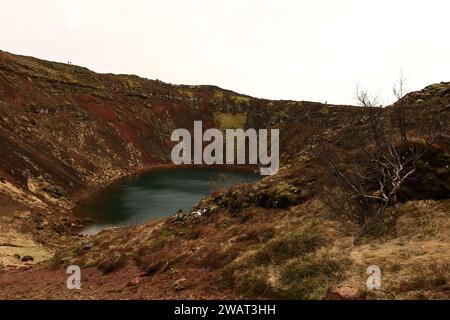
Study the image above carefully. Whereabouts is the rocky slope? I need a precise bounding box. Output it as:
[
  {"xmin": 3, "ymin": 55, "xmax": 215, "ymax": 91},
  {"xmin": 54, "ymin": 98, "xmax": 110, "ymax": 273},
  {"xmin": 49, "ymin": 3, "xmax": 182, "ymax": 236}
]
[
  {"xmin": 0, "ymin": 49, "xmax": 361, "ymax": 252},
  {"xmin": 0, "ymin": 50, "xmax": 449, "ymax": 299}
]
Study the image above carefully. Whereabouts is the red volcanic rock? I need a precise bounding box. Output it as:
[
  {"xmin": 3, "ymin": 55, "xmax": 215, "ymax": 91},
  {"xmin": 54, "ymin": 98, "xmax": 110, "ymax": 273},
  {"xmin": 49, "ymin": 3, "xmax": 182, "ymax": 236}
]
[{"xmin": 325, "ymin": 281, "xmax": 366, "ymax": 300}]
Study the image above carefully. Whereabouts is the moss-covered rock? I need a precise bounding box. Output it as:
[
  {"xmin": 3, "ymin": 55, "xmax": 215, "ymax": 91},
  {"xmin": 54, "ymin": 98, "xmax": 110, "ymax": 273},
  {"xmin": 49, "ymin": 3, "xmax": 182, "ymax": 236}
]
[{"xmin": 256, "ymin": 182, "xmax": 302, "ymax": 208}]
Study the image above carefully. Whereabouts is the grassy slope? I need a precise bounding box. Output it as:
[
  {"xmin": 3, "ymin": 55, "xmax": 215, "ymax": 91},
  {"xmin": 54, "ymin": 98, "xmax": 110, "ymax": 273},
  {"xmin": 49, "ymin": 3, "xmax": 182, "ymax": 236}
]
[{"xmin": 0, "ymin": 50, "xmax": 449, "ymax": 299}]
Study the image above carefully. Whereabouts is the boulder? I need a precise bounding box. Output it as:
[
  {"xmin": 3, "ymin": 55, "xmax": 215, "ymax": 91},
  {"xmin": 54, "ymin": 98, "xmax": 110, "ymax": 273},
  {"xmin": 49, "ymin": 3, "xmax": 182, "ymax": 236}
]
[
  {"xmin": 174, "ymin": 278, "xmax": 187, "ymax": 291},
  {"xmin": 127, "ymin": 277, "xmax": 140, "ymax": 287},
  {"xmin": 325, "ymin": 281, "xmax": 366, "ymax": 300}
]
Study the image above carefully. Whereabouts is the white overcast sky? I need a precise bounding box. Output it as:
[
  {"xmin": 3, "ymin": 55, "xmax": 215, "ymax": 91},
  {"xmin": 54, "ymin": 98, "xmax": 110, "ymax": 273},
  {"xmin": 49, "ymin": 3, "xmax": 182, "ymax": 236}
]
[{"xmin": 1, "ymin": 0, "xmax": 449, "ymax": 105}]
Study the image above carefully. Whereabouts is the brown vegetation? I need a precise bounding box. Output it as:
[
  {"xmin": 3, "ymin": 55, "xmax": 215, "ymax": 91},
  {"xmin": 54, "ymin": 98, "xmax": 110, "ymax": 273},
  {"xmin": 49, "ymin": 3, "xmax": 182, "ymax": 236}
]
[{"xmin": 0, "ymin": 51, "xmax": 448, "ymax": 300}]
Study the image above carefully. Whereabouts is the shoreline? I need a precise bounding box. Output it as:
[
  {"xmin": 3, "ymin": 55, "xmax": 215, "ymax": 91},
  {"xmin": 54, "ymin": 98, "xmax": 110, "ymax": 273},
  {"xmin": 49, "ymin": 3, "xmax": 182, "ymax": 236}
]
[
  {"xmin": 71, "ymin": 163, "xmax": 262, "ymax": 235},
  {"xmin": 72, "ymin": 162, "xmax": 260, "ymax": 204}
]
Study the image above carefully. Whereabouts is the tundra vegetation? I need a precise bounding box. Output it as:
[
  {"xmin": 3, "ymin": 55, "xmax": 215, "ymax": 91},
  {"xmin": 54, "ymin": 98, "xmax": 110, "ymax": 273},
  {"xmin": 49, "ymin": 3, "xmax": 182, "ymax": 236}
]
[
  {"xmin": 0, "ymin": 51, "xmax": 448, "ymax": 299},
  {"xmin": 319, "ymin": 77, "xmax": 445, "ymax": 237}
]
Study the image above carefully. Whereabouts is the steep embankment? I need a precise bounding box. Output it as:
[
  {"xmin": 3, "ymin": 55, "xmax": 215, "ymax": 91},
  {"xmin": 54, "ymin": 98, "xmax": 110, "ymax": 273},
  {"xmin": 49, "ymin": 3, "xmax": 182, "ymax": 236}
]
[
  {"xmin": 0, "ymin": 50, "xmax": 449, "ymax": 299},
  {"xmin": 0, "ymin": 49, "xmax": 360, "ymax": 254}
]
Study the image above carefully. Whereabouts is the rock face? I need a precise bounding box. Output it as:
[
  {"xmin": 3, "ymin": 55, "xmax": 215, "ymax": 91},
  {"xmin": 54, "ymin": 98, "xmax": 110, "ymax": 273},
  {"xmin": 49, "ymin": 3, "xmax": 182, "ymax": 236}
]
[
  {"xmin": 0, "ymin": 50, "xmax": 365, "ymax": 240},
  {"xmin": 2, "ymin": 50, "xmax": 447, "ymax": 230},
  {"xmin": 0, "ymin": 51, "xmax": 449, "ymax": 300}
]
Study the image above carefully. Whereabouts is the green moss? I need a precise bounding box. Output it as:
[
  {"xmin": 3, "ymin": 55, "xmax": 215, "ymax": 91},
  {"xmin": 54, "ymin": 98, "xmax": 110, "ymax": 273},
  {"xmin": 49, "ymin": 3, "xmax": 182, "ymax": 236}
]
[
  {"xmin": 251, "ymin": 226, "xmax": 327, "ymax": 265},
  {"xmin": 279, "ymin": 252, "xmax": 350, "ymax": 299},
  {"xmin": 271, "ymin": 182, "xmax": 300, "ymax": 204},
  {"xmin": 256, "ymin": 182, "xmax": 302, "ymax": 208},
  {"xmin": 213, "ymin": 112, "xmax": 247, "ymax": 130},
  {"xmin": 319, "ymin": 108, "xmax": 331, "ymax": 115},
  {"xmin": 177, "ymin": 89, "xmax": 194, "ymax": 99},
  {"xmin": 125, "ymin": 78, "xmax": 141, "ymax": 90},
  {"xmin": 231, "ymin": 95, "xmax": 251, "ymax": 106},
  {"xmin": 213, "ymin": 90, "xmax": 224, "ymax": 100}
]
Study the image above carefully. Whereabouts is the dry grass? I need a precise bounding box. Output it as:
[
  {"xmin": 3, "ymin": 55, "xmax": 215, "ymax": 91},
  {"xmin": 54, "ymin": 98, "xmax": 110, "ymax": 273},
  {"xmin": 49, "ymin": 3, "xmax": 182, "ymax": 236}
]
[
  {"xmin": 42, "ymin": 197, "xmax": 450, "ymax": 299},
  {"xmin": 348, "ymin": 200, "xmax": 450, "ymax": 299}
]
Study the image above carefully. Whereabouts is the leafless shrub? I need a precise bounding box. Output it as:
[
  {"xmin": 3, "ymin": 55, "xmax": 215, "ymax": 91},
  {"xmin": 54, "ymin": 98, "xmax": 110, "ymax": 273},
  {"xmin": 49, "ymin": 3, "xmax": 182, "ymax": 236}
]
[
  {"xmin": 321, "ymin": 77, "xmax": 439, "ymax": 236},
  {"xmin": 392, "ymin": 68, "xmax": 409, "ymax": 143}
]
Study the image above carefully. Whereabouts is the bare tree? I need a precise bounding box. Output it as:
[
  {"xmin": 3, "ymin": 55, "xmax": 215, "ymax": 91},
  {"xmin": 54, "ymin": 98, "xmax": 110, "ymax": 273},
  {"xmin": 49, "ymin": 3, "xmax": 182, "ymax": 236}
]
[
  {"xmin": 323, "ymin": 81, "xmax": 434, "ymax": 236},
  {"xmin": 392, "ymin": 68, "xmax": 409, "ymax": 143},
  {"xmin": 392, "ymin": 68, "xmax": 408, "ymax": 100}
]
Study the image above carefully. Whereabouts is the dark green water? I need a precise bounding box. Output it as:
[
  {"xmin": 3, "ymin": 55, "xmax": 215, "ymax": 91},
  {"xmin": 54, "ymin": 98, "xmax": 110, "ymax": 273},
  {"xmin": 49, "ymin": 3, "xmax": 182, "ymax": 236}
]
[{"xmin": 76, "ymin": 168, "xmax": 260, "ymax": 235}]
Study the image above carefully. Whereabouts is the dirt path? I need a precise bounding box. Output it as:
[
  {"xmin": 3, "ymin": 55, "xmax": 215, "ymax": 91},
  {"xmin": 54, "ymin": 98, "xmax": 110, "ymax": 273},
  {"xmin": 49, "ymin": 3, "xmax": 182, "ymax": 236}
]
[{"xmin": 0, "ymin": 263, "xmax": 234, "ymax": 300}]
